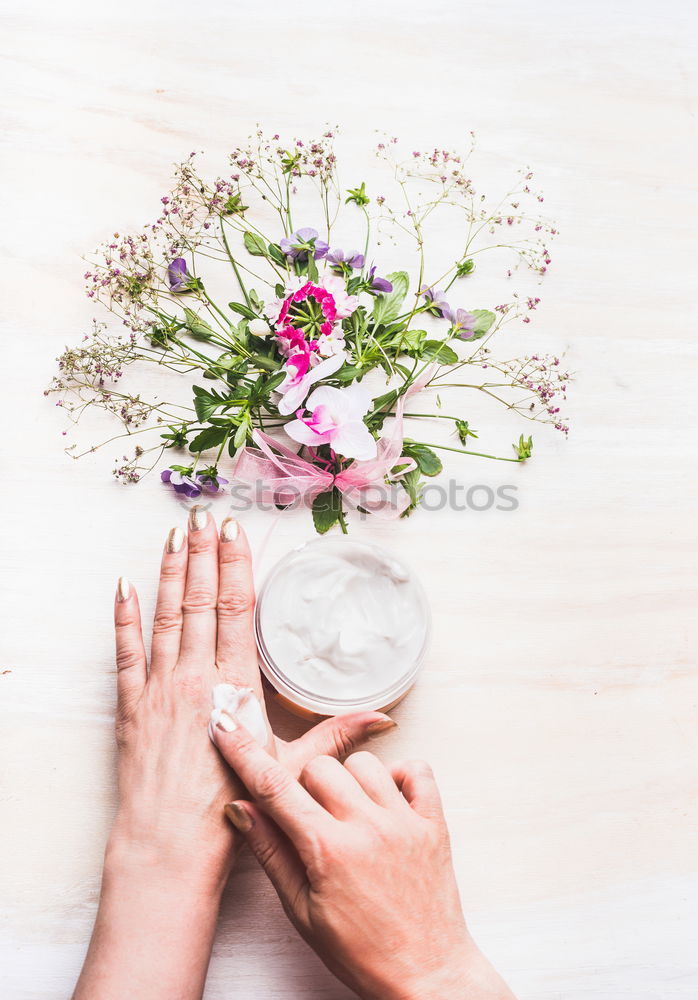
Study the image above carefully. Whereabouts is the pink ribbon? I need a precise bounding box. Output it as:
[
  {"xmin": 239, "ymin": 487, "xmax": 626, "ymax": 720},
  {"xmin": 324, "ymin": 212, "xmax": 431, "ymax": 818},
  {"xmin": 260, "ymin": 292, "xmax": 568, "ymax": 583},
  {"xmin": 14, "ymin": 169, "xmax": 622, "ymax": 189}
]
[{"xmin": 232, "ymin": 367, "xmax": 435, "ymax": 519}]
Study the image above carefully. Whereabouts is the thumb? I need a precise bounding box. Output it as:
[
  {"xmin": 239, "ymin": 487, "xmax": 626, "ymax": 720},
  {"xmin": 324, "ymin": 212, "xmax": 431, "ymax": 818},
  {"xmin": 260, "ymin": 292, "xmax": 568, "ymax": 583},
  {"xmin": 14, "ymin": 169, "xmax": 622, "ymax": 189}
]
[
  {"xmin": 225, "ymin": 800, "xmax": 309, "ymax": 921},
  {"xmin": 280, "ymin": 711, "xmax": 397, "ymax": 777}
]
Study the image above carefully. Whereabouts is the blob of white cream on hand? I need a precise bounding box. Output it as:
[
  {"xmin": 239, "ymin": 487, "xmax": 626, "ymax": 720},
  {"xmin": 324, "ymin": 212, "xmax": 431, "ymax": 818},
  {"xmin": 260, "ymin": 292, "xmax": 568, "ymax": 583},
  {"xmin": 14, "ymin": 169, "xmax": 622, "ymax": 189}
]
[
  {"xmin": 255, "ymin": 539, "xmax": 430, "ymax": 714},
  {"xmin": 208, "ymin": 684, "xmax": 267, "ymax": 746}
]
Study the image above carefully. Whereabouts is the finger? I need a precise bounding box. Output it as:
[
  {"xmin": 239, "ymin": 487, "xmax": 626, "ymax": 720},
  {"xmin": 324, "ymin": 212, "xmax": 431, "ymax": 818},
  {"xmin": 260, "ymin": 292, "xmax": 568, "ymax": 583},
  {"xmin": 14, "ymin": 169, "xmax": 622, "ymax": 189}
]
[
  {"xmin": 224, "ymin": 800, "xmax": 309, "ymax": 922},
  {"xmin": 344, "ymin": 751, "xmax": 404, "ymax": 808},
  {"xmin": 299, "ymin": 755, "xmax": 368, "ymax": 819},
  {"xmin": 390, "ymin": 759, "xmax": 444, "ymax": 821},
  {"xmin": 280, "ymin": 712, "xmax": 397, "ymax": 777},
  {"xmin": 216, "ymin": 518, "xmax": 260, "ymax": 693},
  {"xmin": 211, "ymin": 714, "xmax": 330, "ymax": 854},
  {"xmin": 114, "ymin": 576, "xmax": 147, "ymax": 713},
  {"xmin": 179, "ymin": 506, "xmax": 219, "ymax": 667},
  {"xmin": 150, "ymin": 525, "xmax": 187, "ymax": 674}
]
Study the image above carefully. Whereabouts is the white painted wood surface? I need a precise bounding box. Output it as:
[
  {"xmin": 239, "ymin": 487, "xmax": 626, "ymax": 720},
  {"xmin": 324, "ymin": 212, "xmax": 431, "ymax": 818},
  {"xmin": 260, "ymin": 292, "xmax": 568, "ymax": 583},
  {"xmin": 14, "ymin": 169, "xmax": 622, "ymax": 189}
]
[{"xmin": 2, "ymin": 1, "xmax": 697, "ymax": 996}]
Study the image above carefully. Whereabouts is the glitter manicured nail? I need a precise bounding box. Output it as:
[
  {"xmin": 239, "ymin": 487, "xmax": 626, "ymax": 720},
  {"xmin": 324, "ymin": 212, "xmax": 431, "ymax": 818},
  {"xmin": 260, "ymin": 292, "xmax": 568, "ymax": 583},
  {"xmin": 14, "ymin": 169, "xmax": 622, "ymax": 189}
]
[
  {"xmin": 166, "ymin": 526, "xmax": 185, "ymax": 553},
  {"xmin": 366, "ymin": 717, "xmax": 397, "ymax": 735},
  {"xmin": 189, "ymin": 505, "xmax": 208, "ymax": 532},
  {"xmin": 225, "ymin": 802, "xmax": 254, "ymax": 833},
  {"xmin": 220, "ymin": 517, "xmax": 239, "ymax": 542},
  {"xmin": 117, "ymin": 576, "xmax": 130, "ymax": 602}
]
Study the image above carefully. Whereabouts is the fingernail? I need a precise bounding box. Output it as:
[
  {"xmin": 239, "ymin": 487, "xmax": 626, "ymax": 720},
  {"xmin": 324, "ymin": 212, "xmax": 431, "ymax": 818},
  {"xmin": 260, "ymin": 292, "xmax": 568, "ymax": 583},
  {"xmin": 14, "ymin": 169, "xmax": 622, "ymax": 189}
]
[
  {"xmin": 189, "ymin": 505, "xmax": 208, "ymax": 532},
  {"xmin": 366, "ymin": 717, "xmax": 397, "ymax": 735},
  {"xmin": 220, "ymin": 517, "xmax": 239, "ymax": 542},
  {"xmin": 166, "ymin": 526, "xmax": 185, "ymax": 553},
  {"xmin": 225, "ymin": 802, "xmax": 254, "ymax": 833},
  {"xmin": 215, "ymin": 709, "xmax": 237, "ymax": 733},
  {"xmin": 116, "ymin": 576, "xmax": 130, "ymax": 603}
]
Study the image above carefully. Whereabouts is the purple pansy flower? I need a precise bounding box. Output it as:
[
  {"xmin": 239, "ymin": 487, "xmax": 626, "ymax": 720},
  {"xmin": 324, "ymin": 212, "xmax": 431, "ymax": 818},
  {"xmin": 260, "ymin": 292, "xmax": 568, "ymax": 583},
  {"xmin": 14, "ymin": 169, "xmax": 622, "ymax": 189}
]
[
  {"xmin": 327, "ymin": 248, "xmax": 365, "ymax": 272},
  {"xmin": 450, "ymin": 308, "xmax": 476, "ymax": 340},
  {"xmin": 161, "ymin": 468, "xmax": 229, "ymax": 499},
  {"xmin": 420, "ymin": 286, "xmax": 452, "ymax": 319},
  {"xmin": 367, "ymin": 265, "xmax": 393, "ymax": 294},
  {"xmin": 167, "ymin": 257, "xmax": 192, "ymax": 293},
  {"xmin": 279, "ymin": 227, "xmax": 329, "ymax": 261}
]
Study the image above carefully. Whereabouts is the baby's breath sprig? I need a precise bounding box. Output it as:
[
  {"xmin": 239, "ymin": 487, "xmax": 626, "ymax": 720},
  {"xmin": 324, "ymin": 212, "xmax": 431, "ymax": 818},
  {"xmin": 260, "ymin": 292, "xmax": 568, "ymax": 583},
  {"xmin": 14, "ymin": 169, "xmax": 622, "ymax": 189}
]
[{"xmin": 47, "ymin": 128, "xmax": 569, "ymax": 529}]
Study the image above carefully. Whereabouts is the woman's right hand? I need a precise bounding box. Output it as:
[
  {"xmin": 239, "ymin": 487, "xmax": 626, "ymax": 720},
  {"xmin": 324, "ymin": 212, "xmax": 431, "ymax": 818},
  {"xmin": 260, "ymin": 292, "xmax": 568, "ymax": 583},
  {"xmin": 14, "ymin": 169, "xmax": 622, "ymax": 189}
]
[{"xmin": 211, "ymin": 716, "xmax": 516, "ymax": 1000}]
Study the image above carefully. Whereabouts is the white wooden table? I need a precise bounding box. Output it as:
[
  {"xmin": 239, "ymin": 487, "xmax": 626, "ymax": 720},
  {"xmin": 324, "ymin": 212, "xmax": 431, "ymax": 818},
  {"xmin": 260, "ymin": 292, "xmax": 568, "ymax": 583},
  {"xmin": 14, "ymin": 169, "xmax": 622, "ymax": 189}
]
[{"xmin": 2, "ymin": 1, "xmax": 697, "ymax": 996}]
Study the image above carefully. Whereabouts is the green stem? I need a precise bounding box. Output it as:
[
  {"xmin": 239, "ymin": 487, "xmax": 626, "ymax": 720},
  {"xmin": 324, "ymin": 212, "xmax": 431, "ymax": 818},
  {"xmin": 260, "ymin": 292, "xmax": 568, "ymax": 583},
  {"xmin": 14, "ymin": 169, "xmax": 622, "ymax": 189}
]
[
  {"xmin": 419, "ymin": 441, "xmax": 522, "ymax": 463},
  {"xmin": 220, "ymin": 220, "xmax": 252, "ymax": 308}
]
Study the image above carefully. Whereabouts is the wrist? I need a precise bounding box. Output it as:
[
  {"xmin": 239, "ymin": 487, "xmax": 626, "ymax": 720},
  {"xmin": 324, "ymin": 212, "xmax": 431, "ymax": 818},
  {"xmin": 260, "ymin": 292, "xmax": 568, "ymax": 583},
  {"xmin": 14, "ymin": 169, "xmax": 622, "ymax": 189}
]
[
  {"xmin": 104, "ymin": 816, "xmax": 239, "ymax": 904},
  {"xmin": 376, "ymin": 937, "xmax": 515, "ymax": 1000}
]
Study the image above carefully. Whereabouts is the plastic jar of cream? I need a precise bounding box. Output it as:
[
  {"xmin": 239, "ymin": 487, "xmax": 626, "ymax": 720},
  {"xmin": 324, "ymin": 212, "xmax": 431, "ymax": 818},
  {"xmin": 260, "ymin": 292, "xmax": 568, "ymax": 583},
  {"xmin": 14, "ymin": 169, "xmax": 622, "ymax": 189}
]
[{"xmin": 255, "ymin": 537, "xmax": 430, "ymax": 719}]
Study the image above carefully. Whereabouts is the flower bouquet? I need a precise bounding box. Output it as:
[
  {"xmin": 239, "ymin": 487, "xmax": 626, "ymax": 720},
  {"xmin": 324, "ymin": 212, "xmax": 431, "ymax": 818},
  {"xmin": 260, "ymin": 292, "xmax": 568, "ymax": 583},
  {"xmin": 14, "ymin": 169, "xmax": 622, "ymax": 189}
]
[{"xmin": 48, "ymin": 129, "xmax": 568, "ymax": 532}]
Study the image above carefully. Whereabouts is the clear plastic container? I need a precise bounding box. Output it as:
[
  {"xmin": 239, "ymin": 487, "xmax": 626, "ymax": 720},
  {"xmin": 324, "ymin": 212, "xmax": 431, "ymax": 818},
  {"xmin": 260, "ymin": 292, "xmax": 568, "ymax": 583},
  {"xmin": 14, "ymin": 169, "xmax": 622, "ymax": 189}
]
[{"xmin": 255, "ymin": 537, "xmax": 431, "ymax": 720}]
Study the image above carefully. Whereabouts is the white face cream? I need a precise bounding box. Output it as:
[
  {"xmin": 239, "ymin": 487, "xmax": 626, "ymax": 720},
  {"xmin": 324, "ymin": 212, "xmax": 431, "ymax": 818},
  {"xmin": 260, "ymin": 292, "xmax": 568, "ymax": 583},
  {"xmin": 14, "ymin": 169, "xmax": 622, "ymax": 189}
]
[
  {"xmin": 208, "ymin": 683, "xmax": 268, "ymax": 746},
  {"xmin": 255, "ymin": 538, "xmax": 430, "ymax": 716}
]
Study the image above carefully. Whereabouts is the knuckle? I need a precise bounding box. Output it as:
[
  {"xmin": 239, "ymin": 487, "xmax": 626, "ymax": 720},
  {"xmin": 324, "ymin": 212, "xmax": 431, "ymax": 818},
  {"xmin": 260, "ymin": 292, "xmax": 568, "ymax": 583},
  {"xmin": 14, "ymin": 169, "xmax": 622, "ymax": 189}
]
[
  {"xmin": 255, "ymin": 764, "xmax": 290, "ymax": 803},
  {"xmin": 254, "ymin": 837, "xmax": 279, "ymax": 870},
  {"xmin": 300, "ymin": 754, "xmax": 333, "ymax": 784},
  {"xmin": 159, "ymin": 561, "xmax": 183, "ymax": 582},
  {"xmin": 329, "ymin": 724, "xmax": 360, "ymax": 759},
  {"xmin": 115, "ymin": 647, "xmax": 143, "ymax": 672},
  {"xmin": 345, "ymin": 749, "xmax": 378, "ymax": 768},
  {"xmin": 217, "ymin": 588, "xmax": 255, "ymax": 619},
  {"xmin": 152, "ymin": 605, "xmax": 182, "ymax": 634},
  {"xmin": 182, "ymin": 584, "xmax": 217, "ymax": 614},
  {"xmin": 405, "ymin": 758, "xmax": 434, "ymax": 780}
]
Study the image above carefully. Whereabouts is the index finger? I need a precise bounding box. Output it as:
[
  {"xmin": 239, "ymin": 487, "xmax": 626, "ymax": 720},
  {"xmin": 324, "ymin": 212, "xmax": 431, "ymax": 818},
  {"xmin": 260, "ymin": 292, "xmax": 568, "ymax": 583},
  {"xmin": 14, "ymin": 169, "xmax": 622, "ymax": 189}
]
[{"xmin": 211, "ymin": 714, "xmax": 331, "ymax": 853}]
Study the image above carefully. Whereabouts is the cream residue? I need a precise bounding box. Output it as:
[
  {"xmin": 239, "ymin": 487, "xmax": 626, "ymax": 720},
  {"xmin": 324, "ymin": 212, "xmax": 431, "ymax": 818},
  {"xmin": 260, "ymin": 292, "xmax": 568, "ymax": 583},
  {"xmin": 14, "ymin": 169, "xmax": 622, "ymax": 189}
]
[
  {"xmin": 208, "ymin": 684, "xmax": 267, "ymax": 746},
  {"xmin": 257, "ymin": 539, "xmax": 428, "ymax": 702}
]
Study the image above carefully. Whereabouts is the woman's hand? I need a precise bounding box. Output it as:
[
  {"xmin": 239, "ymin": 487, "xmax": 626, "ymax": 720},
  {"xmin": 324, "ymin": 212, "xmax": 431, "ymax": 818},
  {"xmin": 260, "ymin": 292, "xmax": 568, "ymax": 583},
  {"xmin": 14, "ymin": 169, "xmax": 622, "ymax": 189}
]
[
  {"xmin": 74, "ymin": 510, "xmax": 394, "ymax": 1000},
  {"xmin": 214, "ymin": 719, "xmax": 516, "ymax": 1000},
  {"xmin": 109, "ymin": 508, "xmax": 391, "ymax": 894}
]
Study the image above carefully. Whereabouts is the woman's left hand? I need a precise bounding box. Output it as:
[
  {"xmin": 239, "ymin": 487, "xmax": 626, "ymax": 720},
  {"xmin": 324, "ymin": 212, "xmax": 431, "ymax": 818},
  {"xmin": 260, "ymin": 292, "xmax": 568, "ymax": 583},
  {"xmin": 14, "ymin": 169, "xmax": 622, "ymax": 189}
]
[
  {"xmin": 110, "ymin": 507, "xmax": 394, "ymax": 896},
  {"xmin": 74, "ymin": 508, "xmax": 394, "ymax": 1000}
]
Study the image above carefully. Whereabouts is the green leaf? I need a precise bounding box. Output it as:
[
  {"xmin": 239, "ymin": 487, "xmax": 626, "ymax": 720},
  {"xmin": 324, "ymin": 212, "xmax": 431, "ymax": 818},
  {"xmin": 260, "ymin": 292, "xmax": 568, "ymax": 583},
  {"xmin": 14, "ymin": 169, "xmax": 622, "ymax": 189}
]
[
  {"xmin": 421, "ymin": 340, "xmax": 458, "ymax": 364},
  {"xmin": 471, "ymin": 309, "xmax": 496, "ymax": 339},
  {"xmin": 312, "ymin": 488, "xmax": 343, "ymax": 534},
  {"xmin": 371, "ymin": 271, "xmax": 409, "ymax": 326},
  {"xmin": 233, "ymin": 419, "xmax": 250, "ymax": 449},
  {"xmin": 243, "ymin": 231, "xmax": 268, "ymax": 256},
  {"xmin": 455, "ymin": 418, "xmax": 478, "ymax": 443},
  {"xmin": 392, "ymin": 328, "xmax": 426, "ymax": 352},
  {"xmin": 267, "ymin": 243, "xmax": 286, "ymax": 266},
  {"xmin": 513, "ymin": 434, "xmax": 533, "ymax": 460},
  {"xmin": 182, "ymin": 308, "xmax": 215, "ymax": 341},
  {"xmin": 334, "ymin": 364, "xmax": 365, "ymax": 384},
  {"xmin": 192, "ymin": 385, "xmax": 227, "ymax": 422},
  {"xmin": 188, "ymin": 425, "xmax": 229, "ymax": 454},
  {"xmin": 399, "ymin": 468, "xmax": 422, "ymax": 514},
  {"xmin": 228, "ymin": 301, "xmax": 257, "ymax": 320},
  {"xmin": 402, "ymin": 441, "xmax": 443, "ymax": 477},
  {"xmin": 306, "ymin": 254, "xmax": 319, "ymax": 283}
]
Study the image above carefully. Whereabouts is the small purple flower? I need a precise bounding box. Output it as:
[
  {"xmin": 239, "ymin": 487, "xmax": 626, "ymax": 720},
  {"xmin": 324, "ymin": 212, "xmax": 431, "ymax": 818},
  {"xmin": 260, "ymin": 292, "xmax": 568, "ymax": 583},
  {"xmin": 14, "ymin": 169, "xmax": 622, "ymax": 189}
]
[
  {"xmin": 327, "ymin": 248, "xmax": 365, "ymax": 272},
  {"xmin": 161, "ymin": 468, "xmax": 229, "ymax": 499},
  {"xmin": 167, "ymin": 257, "xmax": 192, "ymax": 293},
  {"xmin": 420, "ymin": 286, "xmax": 452, "ymax": 319},
  {"xmin": 367, "ymin": 265, "xmax": 393, "ymax": 294},
  {"xmin": 279, "ymin": 227, "xmax": 329, "ymax": 261},
  {"xmin": 450, "ymin": 308, "xmax": 476, "ymax": 339}
]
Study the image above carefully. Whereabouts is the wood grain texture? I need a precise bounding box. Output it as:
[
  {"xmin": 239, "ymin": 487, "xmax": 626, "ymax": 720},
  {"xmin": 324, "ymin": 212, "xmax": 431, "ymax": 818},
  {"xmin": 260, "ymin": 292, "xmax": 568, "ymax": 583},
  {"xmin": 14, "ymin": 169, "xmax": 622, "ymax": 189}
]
[{"xmin": 1, "ymin": 1, "xmax": 697, "ymax": 996}]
